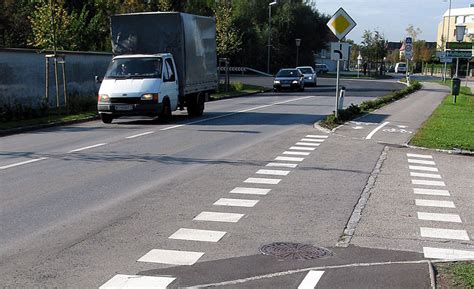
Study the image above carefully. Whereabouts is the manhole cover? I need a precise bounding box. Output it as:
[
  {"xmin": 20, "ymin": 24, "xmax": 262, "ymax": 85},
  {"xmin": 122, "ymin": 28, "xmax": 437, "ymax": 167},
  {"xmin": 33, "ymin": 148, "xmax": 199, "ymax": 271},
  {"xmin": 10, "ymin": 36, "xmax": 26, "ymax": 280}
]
[{"xmin": 259, "ymin": 242, "xmax": 333, "ymax": 260}]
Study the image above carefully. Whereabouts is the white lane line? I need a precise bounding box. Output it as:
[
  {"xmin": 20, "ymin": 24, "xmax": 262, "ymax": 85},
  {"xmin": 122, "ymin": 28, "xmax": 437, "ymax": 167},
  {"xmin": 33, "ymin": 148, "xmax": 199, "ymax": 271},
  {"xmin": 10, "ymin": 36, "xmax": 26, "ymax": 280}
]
[
  {"xmin": 289, "ymin": 146, "xmax": 316, "ymax": 151},
  {"xmin": 410, "ymin": 172, "xmax": 442, "ymax": 179},
  {"xmin": 99, "ymin": 274, "xmax": 176, "ymax": 289},
  {"xmin": 413, "ymin": 188, "xmax": 450, "ymax": 196},
  {"xmin": 283, "ymin": 151, "xmax": 310, "ymax": 156},
  {"xmin": 125, "ymin": 131, "xmax": 154, "ymax": 139},
  {"xmin": 406, "ymin": 153, "xmax": 433, "ymax": 159},
  {"xmin": 305, "ymin": 135, "xmax": 328, "ymax": 139},
  {"xmin": 169, "ymin": 228, "xmax": 226, "ymax": 242},
  {"xmin": 194, "ymin": 211, "xmax": 245, "ymax": 223},
  {"xmin": 214, "ymin": 198, "xmax": 259, "ymax": 207},
  {"xmin": 0, "ymin": 157, "xmax": 48, "ymax": 170},
  {"xmin": 301, "ymin": 138, "xmax": 325, "ymax": 142},
  {"xmin": 137, "ymin": 249, "xmax": 204, "ymax": 265},
  {"xmin": 409, "ymin": 165, "xmax": 439, "ymax": 172},
  {"xmin": 423, "ymin": 247, "xmax": 474, "ymax": 260},
  {"xmin": 256, "ymin": 169, "xmax": 291, "ymax": 176},
  {"xmin": 298, "ymin": 270, "xmax": 325, "ymax": 289},
  {"xmin": 408, "ymin": 159, "xmax": 436, "ymax": 165},
  {"xmin": 68, "ymin": 143, "xmax": 107, "ymax": 153},
  {"xmin": 365, "ymin": 121, "xmax": 390, "ymax": 140},
  {"xmin": 415, "ymin": 199, "xmax": 455, "ymax": 208},
  {"xmin": 412, "ymin": 179, "xmax": 446, "ymax": 186},
  {"xmin": 417, "ymin": 212, "xmax": 462, "ymax": 223},
  {"xmin": 230, "ymin": 187, "xmax": 271, "ymax": 195},
  {"xmin": 420, "ymin": 227, "xmax": 470, "ymax": 241},
  {"xmin": 266, "ymin": 162, "xmax": 298, "ymax": 168},
  {"xmin": 159, "ymin": 95, "xmax": 317, "ymax": 131},
  {"xmin": 275, "ymin": 156, "xmax": 305, "ymax": 162},
  {"xmin": 295, "ymin": 142, "xmax": 321, "ymax": 146},
  {"xmin": 244, "ymin": 178, "xmax": 281, "ymax": 185}
]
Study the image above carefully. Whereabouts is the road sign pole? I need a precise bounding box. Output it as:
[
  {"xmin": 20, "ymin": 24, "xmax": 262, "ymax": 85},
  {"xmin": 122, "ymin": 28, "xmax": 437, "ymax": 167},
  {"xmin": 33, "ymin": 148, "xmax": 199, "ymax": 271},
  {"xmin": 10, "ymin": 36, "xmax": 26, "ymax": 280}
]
[
  {"xmin": 335, "ymin": 57, "xmax": 340, "ymax": 118},
  {"xmin": 406, "ymin": 58, "xmax": 410, "ymax": 86},
  {"xmin": 455, "ymin": 57, "xmax": 459, "ymax": 77},
  {"xmin": 466, "ymin": 61, "xmax": 470, "ymax": 86}
]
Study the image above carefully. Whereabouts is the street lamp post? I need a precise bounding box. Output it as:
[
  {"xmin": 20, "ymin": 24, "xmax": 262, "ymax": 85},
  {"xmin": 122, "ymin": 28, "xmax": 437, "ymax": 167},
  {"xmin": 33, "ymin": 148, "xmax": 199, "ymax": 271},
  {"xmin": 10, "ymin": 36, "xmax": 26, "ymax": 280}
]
[
  {"xmin": 267, "ymin": 1, "xmax": 277, "ymax": 74},
  {"xmin": 357, "ymin": 52, "xmax": 362, "ymax": 78},
  {"xmin": 454, "ymin": 24, "xmax": 466, "ymax": 77},
  {"xmin": 295, "ymin": 38, "xmax": 301, "ymax": 66},
  {"xmin": 443, "ymin": 0, "xmax": 452, "ymax": 82}
]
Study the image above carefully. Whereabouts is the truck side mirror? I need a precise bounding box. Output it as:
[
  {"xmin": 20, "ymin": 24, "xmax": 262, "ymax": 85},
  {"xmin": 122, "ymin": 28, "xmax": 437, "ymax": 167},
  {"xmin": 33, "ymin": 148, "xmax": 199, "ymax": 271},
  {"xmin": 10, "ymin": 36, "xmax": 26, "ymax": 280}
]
[{"xmin": 95, "ymin": 75, "xmax": 103, "ymax": 84}]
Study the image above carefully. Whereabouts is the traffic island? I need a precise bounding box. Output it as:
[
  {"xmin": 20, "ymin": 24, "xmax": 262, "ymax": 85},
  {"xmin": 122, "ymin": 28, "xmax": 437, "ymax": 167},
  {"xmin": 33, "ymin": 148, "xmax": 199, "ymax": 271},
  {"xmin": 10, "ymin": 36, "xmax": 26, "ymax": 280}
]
[{"xmin": 435, "ymin": 261, "xmax": 474, "ymax": 289}]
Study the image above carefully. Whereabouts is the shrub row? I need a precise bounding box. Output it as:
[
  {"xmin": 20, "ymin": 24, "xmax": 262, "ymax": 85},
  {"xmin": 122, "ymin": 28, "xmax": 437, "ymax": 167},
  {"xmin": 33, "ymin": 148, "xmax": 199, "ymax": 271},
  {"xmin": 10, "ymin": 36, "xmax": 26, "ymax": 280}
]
[{"xmin": 321, "ymin": 81, "xmax": 422, "ymax": 129}]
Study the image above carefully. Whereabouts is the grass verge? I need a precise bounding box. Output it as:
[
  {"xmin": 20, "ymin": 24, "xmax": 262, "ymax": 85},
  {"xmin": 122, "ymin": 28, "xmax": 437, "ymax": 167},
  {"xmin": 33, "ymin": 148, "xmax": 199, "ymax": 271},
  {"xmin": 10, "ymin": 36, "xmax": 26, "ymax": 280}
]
[
  {"xmin": 210, "ymin": 82, "xmax": 267, "ymax": 100},
  {"xmin": 410, "ymin": 85, "xmax": 474, "ymax": 151},
  {"xmin": 320, "ymin": 81, "xmax": 422, "ymax": 130},
  {"xmin": 436, "ymin": 262, "xmax": 474, "ymax": 289}
]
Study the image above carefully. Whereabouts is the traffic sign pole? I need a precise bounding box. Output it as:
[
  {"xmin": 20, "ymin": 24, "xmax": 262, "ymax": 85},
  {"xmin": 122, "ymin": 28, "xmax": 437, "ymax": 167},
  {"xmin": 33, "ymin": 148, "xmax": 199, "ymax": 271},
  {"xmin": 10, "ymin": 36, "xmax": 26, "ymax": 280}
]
[{"xmin": 335, "ymin": 41, "xmax": 341, "ymax": 118}]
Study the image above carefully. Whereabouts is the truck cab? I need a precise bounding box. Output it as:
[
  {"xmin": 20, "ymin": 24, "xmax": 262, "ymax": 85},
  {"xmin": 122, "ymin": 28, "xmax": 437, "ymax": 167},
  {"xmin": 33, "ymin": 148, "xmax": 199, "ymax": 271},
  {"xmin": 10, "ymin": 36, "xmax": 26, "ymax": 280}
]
[{"xmin": 97, "ymin": 54, "xmax": 178, "ymax": 123}]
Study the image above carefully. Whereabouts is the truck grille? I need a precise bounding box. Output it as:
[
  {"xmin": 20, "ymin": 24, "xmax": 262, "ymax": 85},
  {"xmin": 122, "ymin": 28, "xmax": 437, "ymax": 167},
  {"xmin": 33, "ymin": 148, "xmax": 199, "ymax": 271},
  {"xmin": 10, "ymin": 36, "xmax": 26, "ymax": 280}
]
[{"xmin": 110, "ymin": 97, "xmax": 141, "ymax": 104}]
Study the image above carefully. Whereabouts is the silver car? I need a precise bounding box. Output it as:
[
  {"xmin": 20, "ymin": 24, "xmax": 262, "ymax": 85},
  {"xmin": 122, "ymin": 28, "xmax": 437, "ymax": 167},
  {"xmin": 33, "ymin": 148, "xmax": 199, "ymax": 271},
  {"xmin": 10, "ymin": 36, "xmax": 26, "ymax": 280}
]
[{"xmin": 296, "ymin": 66, "xmax": 317, "ymax": 87}]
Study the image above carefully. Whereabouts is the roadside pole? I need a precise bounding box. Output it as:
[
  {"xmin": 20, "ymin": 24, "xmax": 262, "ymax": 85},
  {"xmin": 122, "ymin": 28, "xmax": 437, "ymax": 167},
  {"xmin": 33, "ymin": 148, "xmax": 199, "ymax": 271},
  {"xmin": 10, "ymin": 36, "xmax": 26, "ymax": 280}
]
[{"xmin": 335, "ymin": 43, "xmax": 340, "ymax": 118}]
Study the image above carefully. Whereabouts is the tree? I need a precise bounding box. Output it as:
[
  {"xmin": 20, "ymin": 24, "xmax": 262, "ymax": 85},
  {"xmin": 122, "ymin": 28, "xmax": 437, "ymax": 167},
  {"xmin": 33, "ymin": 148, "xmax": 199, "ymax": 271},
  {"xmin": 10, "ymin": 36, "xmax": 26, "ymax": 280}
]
[
  {"xmin": 406, "ymin": 24, "xmax": 422, "ymax": 41},
  {"xmin": 213, "ymin": 0, "xmax": 242, "ymax": 58},
  {"xmin": 361, "ymin": 30, "xmax": 387, "ymax": 76}
]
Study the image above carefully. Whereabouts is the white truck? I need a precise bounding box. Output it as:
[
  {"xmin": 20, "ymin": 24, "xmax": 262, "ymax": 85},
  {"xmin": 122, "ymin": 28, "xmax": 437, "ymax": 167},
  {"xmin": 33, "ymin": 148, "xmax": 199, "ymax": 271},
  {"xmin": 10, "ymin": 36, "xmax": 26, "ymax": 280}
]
[{"xmin": 97, "ymin": 12, "xmax": 218, "ymax": 123}]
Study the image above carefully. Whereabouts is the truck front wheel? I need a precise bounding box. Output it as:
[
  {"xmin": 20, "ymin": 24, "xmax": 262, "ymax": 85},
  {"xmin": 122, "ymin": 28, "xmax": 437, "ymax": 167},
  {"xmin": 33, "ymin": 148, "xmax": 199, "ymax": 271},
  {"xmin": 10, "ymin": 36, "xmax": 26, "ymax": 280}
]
[
  {"xmin": 100, "ymin": 113, "xmax": 113, "ymax": 124},
  {"xmin": 187, "ymin": 93, "xmax": 205, "ymax": 117}
]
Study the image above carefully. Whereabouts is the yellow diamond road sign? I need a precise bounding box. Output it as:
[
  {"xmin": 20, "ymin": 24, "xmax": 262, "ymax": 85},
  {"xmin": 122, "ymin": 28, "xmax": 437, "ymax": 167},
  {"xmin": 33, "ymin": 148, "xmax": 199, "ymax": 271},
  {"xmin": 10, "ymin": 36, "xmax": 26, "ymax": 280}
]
[{"xmin": 327, "ymin": 8, "xmax": 357, "ymax": 40}]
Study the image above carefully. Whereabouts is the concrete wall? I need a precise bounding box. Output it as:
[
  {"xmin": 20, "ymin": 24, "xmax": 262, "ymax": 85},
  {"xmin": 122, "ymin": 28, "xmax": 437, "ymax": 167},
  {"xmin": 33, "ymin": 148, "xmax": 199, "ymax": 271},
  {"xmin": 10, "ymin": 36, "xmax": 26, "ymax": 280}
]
[{"xmin": 0, "ymin": 48, "xmax": 112, "ymax": 108}]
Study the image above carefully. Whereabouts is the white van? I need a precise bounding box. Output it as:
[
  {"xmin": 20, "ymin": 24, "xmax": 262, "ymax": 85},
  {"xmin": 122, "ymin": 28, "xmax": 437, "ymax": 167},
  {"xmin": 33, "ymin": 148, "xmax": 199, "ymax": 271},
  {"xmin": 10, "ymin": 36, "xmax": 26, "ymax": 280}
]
[{"xmin": 395, "ymin": 62, "xmax": 407, "ymax": 73}]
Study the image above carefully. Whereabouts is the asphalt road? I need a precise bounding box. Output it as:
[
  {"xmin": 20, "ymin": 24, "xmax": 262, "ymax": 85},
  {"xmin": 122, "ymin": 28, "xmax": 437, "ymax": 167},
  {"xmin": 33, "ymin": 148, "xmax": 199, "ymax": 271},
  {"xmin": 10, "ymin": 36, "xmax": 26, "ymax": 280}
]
[{"xmin": 0, "ymin": 78, "xmax": 429, "ymax": 288}]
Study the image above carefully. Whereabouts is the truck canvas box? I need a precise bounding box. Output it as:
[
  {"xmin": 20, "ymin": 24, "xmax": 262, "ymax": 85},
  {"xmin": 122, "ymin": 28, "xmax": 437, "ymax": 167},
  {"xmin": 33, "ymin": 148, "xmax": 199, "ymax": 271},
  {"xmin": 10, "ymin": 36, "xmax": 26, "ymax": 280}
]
[{"xmin": 97, "ymin": 12, "xmax": 218, "ymax": 123}]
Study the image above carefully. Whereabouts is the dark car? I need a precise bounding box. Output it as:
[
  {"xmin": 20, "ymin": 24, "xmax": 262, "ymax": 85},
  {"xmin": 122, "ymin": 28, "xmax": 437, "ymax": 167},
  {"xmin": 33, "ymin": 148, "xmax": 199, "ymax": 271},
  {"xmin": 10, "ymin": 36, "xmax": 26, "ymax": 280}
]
[{"xmin": 273, "ymin": 68, "xmax": 305, "ymax": 92}]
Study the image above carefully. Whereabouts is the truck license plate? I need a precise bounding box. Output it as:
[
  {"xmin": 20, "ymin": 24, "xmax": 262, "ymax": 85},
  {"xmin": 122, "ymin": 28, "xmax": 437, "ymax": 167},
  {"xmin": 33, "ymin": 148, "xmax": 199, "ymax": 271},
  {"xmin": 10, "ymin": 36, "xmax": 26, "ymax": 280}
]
[{"xmin": 115, "ymin": 105, "xmax": 133, "ymax": 111}]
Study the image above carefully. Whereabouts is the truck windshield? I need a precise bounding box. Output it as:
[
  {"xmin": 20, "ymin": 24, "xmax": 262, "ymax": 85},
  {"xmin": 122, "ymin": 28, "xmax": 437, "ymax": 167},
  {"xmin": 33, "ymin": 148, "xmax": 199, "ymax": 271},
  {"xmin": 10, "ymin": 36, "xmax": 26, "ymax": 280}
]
[{"xmin": 105, "ymin": 57, "xmax": 163, "ymax": 79}]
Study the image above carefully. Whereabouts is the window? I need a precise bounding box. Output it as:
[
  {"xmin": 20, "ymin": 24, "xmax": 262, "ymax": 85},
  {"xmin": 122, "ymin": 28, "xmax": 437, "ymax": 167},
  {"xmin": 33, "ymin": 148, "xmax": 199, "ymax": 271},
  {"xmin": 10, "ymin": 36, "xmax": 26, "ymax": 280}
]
[{"xmin": 164, "ymin": 58, "xmax": 175, "ymax": 82}]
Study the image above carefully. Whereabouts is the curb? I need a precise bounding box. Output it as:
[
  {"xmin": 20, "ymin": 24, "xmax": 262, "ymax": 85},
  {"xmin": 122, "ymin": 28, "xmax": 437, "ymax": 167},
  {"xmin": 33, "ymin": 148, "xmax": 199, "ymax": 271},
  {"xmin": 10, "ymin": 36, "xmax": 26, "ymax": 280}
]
[
  {"xmin": 405, "ymin": 144, "xmax": 474, "ymax": 156},
  {"xmin": 209, "ymin": 88, "xmax": 272, "ymax": 101}
]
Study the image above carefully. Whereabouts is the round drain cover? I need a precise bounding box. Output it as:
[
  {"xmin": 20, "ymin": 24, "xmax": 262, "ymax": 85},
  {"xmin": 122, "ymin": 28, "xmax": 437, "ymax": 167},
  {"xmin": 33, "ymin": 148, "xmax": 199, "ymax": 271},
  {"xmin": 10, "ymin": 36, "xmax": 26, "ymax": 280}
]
[{"xmin": 259, "ymin": 242, "xmax": 333, "ymax": 260}]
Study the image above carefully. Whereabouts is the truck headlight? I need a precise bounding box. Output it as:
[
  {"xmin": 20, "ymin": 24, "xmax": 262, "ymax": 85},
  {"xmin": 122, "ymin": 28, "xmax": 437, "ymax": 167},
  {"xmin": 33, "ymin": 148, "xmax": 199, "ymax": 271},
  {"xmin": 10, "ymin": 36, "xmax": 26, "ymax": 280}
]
[
  {"xmin": 274, "ymin": 80, "xmax": 280, "ymax": 84},
  {"xmin": 141, "ymin": 93, "xmax": 159, "ymax": 101},
  {"xmin": 98, "ymin": 94, "xmax": 110, "ymax": 102}
]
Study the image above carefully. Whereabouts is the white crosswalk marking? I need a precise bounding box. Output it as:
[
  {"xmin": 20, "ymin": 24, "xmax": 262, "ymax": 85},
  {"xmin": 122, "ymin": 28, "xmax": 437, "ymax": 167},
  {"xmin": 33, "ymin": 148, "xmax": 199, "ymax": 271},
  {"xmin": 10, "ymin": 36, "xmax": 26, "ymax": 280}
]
[
  {"xmin": 415, "ymin": 199, "xmax": 455, "ymax": 208},
  {"xmin": 423, "ymin": 247, "xmax": 474, "ymax": 260},
  {"xmin": 266, "ymin": 162, "xmax": 298, "ymax": 168},
  {"xmin": 214, "ymin": 198, "xmax": 259, "ymax": 207},
  {"xmin": 137, "ymin": 249, "xmax": 204, "ymax": 265},
  {"xmin": 256, "ymin": 169, "xmax": 291, "ymax": 176},
  {"xmin": 275, "ymin": 156, "xmax": 305, "ymax": 162},
  {"xmin": 169, "ymin": 228, "xmax": 226, "ymax": 242},
  {"xmin": 408, "ymin": 159, "xmax": 436, "ymax": 165},
  {"xmin": 244, "ymin": 177, "xmax": 281, "ymax": 184},
  {"xmin": 410, "ymin": 172, "xmax": 442, "ymax": 179},
  {"xmin": 413, "ymin": 188, "xmax": 450, "ymax": 196},
  {"xmin": 230, "ymin": 187, "xmax": 271, "ymax": 195},
  {"xmin": 417, "ymin": 212, "xmax": 462, "ymax": 223},
  {"xmin": 420, "ymin": 227, "xmax": 470, "ymax": 240},
  {"xmin": 305, "ymin": 135, "xmax": 328, "ymax": 138},
  {"xmin": 301, "ymin": 138, "xmax": 325, "ymax": 142},
  {"xmin": 194, "ymin": 211, "xmax": 244, "ymax": 223},
  {"xmin": 406, "ymin": 153, "xmax": 433, "ymax": 159},
  {"xmin": 283, "ymin": 151, "xmax": 310, "ymax": 156},
  {"xmin": 295, "ymin": 142, "xmax": 321, "ymax": 146},
  {"xmin": 290, "ymin": 146, "xmax": 316, "ymax": 151},
  {"xmin": 409, "ymin": 165, "xmax": 439, "ymax": 172},
  {"xmin": 298, "ymin": 270, "xmax": 325, "ymax": 289},
  {"xmin": 412, "ymin": 179, "xmax": 446, "ymax": 186},
  {"xmin": 100, "ymin": 274, "xmax": 176, "ymax": 289}
]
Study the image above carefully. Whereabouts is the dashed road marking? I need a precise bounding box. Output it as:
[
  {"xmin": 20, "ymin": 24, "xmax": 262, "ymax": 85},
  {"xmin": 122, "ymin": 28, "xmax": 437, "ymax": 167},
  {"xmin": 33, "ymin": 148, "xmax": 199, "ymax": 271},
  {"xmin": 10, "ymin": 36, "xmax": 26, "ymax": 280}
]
[
  {"xmin": 420, "ymin": 227, "xmax": 470, "ymax": 241},
  {"xmin": 266, "ymin": 162, "xmax": 298, "ymax": 168},
  {"xmin": 417, "ymin": 212, "xmax": 462, "ymax": 223},
  {"xmin": 125, "ymin": 131, "xmax": 154, "ymax": 139},
  {"xmin": 411, "ymin": 179, "xmax": 446, "ymax": 187},
  {"xmin": 230, "ymin": 187, "xmax": 271, "ymax": 195},
  {"xmin": 169, "ymin": 228, "xmax": 226, "ymax": 242},
  {"xmin": 300, "ymin": 138, "xmax": 325, "ymax": 142},
  {"xmin": 413, "ymin": 188, "xmax": 450, "ymax": 196},
  {"xmin": 298, "ymin": 270, "xmax": 325, "ymax": 289},
  {"xmin": 289, "ymin": 146, "xmax": 316, "ymax": 151},
  {"xmin": 423, "ymin": 247, "xmax": 474, "ymax": 260},
  {"xmin": 0, "ymin": 157, "xmax": 48, "ymax": 170},
  {"xmin": 244, "ymin": 177, "xmax": 281, "ymax": 185},
  {"xmin": 408, "ymin": 159, "xmax": 436, "ymax": 165},
  {"xmin": 214, "ymin": 198, "xmax": 259, "ymax": 207},
  {"xmin": 68, "ymin": 143, "xmax": 107, "ymax": 153},
  {"xmin": 305, "ymin": 135, "xmax": 328, "ymax": 139},
  {"xmin": 194, "ymin": 211, "xmax": 245, "ymax": 223},
  {"xmin": 256, "ymin": 169, "xmax": 291, "ymax": 176},
  {"xmin": 410, "ymin": 172, "xmax": 442, "ymax": 179},
  {"xmin": 137, "ymin": 249, "xmax": 204, "ymax": 265},
  {"xmin": 275, "ymin": 156, "xmax": 305, "ymax": 162},
  {"xmin": 407, "ymin": 153, "xmax": 433, "ymax": 159},
  {"xmin": 415, "ymin": 199, "xmax": 455, "ymax": 208},
  {"xmin": 100, "ymin": 274, "xmax": 176, "ymax": 289},
  {"xmin": 409, "ymin": 165, "xmax": 439, "ymax": 172},
  {"xmin": 283, "ymin": 151, "xmax": 310, "ymax": 156}
]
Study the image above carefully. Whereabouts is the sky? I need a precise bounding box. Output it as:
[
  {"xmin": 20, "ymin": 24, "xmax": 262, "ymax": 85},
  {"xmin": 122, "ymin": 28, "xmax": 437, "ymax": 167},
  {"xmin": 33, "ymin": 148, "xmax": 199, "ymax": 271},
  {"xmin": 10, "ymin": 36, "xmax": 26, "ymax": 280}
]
[{"xmin": 312, "ymin": 0, "xmax": 472, "ymax": 43}]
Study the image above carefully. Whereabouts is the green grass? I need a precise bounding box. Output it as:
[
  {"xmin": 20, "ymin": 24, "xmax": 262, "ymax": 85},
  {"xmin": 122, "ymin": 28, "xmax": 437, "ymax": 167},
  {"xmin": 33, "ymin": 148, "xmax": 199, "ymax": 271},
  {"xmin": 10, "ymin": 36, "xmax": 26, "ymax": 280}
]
[
  {"xmin": 436, "ymin": 262, "xmax": 474, "ymax": 288},
  {"xmin": 211, "ymin": 83, "xmax": 267, "ymax": 100},
  {"xmin": 410, "ymin": 85, "xmax": 474, "ymax": 151},
  {"xmin": 0, "ymin": 112, "xmax": 98, "ymax": 131}
]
